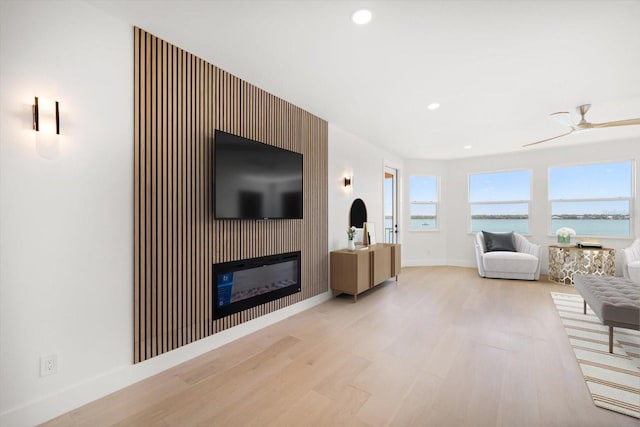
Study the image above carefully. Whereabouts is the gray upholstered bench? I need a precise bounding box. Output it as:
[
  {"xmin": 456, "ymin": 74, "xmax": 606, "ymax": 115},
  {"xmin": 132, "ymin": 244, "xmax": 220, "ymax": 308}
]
[{"xmin": 573, "ymin": 274, "xmax": 640, "ymax": 353}]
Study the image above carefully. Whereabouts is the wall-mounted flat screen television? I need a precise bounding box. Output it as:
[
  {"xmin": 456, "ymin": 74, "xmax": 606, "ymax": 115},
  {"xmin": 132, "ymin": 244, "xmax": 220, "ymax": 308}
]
[{"xmin": 214, "ymin": 130, "xmax": 303, "ymax": 219}]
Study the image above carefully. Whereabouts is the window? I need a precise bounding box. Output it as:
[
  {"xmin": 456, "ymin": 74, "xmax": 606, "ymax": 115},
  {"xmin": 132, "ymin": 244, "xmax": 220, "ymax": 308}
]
[
  {"xmin": 469, "ymin": 170, "xmax": 530, "ymax": 233},
  {"xmin": 409, "ymin": 176, "xmax": 438, "ymax": 230},
  {"xmin": 549, "ymin": 161, "xmax": 633, "ymax": 237}
]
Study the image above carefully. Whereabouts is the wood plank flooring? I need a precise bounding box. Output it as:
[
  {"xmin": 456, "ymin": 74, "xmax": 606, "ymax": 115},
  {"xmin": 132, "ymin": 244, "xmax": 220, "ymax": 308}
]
[{"xmin": 42, "ymin": 267, "xmax": 637, "ymax": 426}]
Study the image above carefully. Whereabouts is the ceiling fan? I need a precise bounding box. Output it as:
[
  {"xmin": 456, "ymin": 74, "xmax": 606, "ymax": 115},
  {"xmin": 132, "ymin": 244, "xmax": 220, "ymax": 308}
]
[{"xmin": 523, "ymin": 104, "xmax": 640, "ymax": 147}]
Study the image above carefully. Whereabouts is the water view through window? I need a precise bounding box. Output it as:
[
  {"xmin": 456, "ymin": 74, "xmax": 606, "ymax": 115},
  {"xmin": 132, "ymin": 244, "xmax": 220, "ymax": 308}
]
[
  {"xmin": 409, "ymin": 176, "xmax": 438, "ymax": 230},
  {"xmin": 549, "ymin": 161, "xmax": 632, "ymax": 237},
  {"xmin": 469, "ymin": 170, "xmax": 530, "ymax": 233},
  {"xmin": 467, "ymin": 162, "xmax": 633, "ymax": 236}
]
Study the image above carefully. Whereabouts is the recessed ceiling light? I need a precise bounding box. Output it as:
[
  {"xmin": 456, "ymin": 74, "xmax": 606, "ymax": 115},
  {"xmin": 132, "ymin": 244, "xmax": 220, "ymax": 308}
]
[
  {"xmin": 427, "ymin": 103, "xmax": 440, "ymax": 110},
  {"xmin": 352, "ymin": 9, "xmax": 372, "ymax": 25},
  {"xmin": 463, "ymin": 145, "xmax": 472, "ymax": 149}
]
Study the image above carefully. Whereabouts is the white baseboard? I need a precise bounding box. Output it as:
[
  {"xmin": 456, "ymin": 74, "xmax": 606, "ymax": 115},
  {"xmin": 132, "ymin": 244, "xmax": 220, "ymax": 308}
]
[
  {"xmin": 403, "ymin": 259, "xmax": 475, "ymax": 268},
  {"xmin": 0, "ymin": 292, "xmax": 333, "ymax": 427}
]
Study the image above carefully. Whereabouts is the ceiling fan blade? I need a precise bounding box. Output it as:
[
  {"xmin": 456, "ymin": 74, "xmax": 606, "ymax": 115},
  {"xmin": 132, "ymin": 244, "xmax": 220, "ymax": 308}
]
[
  {"xmin": 589, "ymin": 118, "xmax": 640, "ymax": 128},
  {"xmin": 523, "ymin": 130, "xmax": 574, "ymax": 147},
  {"xmin": 550, "ymin": 111, "xmax": 573, "ymax": 128}
]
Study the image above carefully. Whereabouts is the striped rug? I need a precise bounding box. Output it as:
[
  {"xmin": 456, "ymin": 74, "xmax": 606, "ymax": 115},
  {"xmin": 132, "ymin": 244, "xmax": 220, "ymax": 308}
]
[{"xmin": 551, "ymin": 292, "xmax": 640, "ymax": 418}]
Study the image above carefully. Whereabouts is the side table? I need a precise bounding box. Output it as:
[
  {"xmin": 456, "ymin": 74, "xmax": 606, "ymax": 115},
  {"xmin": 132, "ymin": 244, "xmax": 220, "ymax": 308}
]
[{"xmin": 548, "ymin": 245, "xmax": 615, "ymax": 285}]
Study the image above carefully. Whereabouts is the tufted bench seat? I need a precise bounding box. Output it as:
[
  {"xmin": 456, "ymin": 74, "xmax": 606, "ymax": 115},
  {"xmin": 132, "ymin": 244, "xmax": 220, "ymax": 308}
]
[{"xmin": 573, "ymin": 274, "xmax": 640, "ymax": 353}]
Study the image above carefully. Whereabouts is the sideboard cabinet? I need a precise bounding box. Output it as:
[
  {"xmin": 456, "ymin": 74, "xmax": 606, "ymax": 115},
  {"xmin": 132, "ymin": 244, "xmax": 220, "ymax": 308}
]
[{"xmin": 330, "ymin": 243, "xmax": 401, "ymax": 302}]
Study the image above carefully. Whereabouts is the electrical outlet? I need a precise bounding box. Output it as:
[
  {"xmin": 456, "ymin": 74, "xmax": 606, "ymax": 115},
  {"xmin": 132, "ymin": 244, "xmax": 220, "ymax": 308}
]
[{"xmin": 40, "ymin": 354, "xmax": 58, "ymax": 377}]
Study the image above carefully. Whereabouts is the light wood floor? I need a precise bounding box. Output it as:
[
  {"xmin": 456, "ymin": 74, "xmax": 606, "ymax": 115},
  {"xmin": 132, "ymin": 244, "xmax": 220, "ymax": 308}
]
[{"xmin": 43, "ymin": 267, "xmax": 637, "ymax": 426}]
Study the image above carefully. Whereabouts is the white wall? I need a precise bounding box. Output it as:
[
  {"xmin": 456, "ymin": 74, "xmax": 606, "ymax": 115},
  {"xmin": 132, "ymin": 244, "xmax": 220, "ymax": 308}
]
[
  {"xmin": 327, "ymin": 124, "xmax": 403, "ymax": 253},
  {"xmin": 0, "ymin": 0, "xmax": 133, "ymax": 423}
]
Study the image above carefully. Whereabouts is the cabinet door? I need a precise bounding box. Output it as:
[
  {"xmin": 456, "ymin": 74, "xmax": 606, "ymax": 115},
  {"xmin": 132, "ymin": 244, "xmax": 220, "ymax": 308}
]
[
  {"xmin": 371, "ymin": 245, "xmax": 391, "ymax": 286},
  {"xmin": 330, "ymin": 250, "xmax": 370, "ymax": 295}
]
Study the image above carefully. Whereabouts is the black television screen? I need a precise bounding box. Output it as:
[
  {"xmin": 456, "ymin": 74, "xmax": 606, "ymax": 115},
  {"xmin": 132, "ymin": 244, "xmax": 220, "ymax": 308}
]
[{"xmin": 214, "ymin": 130, "xmax": 303, "ymax": 219}]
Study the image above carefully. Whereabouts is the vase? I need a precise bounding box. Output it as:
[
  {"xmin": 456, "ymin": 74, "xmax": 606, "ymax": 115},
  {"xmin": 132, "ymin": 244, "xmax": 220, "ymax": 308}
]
[
  {"xmin": 557, "ymin": 235, "xmax": 570, "ymax": 244},
  {"xmin": 347, "ymin": 239, "xmax": 356, "ymax": 250}
]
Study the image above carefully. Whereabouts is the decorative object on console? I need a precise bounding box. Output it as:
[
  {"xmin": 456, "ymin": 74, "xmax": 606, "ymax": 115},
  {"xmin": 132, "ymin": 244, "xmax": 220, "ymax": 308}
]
[
  {"xmin": 349, "ymin": 198, "xmax": 367, "ymax": 227},
  {"xmin": 555, "ymin": 227, "xmax": 576, "ymax": 244},
  {"xmin": 363, "ymin": 222, "xmax": 376, "ymax": 245},
  {"xmin": 347, "ymin": 226, "xmax": 356, "ymax": 250},
  {"xmin": 349, "ymin": 198, "xmax": 367, "ymax": 244},
  {"xmin": 353, "ymin": 228, "xmax": 364, "ymax": 245}
]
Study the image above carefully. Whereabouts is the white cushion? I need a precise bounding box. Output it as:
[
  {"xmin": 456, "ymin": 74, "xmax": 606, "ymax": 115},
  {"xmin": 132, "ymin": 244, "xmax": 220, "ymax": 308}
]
[
  {"xmin": 628, "ymin": 261, "xmax": 640, "ymax": 283},
  {"xmin": 483, "ymin": 251, "xmax": 539, "ymax": 274}
]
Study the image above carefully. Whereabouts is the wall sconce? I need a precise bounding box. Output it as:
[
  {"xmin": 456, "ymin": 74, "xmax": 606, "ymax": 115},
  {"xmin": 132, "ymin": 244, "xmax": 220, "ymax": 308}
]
[
  {"xmin": 32, "ymin": 96, "xmax": 61, "ymax": 159},
  {"xmin": 344, "ymin": 176, "xmax": 353, "ymax": 188},
  {"xmin": 33, "ymin": 96, "xmax": 60, "ymax": 135}
]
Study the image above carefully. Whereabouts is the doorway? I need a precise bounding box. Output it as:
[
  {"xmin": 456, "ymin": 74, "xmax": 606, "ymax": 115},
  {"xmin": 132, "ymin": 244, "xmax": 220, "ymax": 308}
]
[{"xmin": 384, "ymin": 166, "xmax": 398, "ymax": 243}]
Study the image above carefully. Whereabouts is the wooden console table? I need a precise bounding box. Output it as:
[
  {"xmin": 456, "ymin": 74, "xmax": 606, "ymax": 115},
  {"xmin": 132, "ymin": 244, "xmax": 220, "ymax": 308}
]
[
  {"xmin": 330, "ymin": 243, "xmax": 401, "ymax": 302},
  {"xmin": 548, "ymin": 245, "xmax": 615, "ymax": 285}
]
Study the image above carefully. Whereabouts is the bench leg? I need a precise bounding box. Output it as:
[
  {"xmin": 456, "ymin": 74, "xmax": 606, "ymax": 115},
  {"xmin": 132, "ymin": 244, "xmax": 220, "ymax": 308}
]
[
  {"xmin": 609, "ymin": 326, "xmax": 614, "ymax": 354},
  {"xmin": 583, "ymin": 300, "xmax": 587, "ymax": 315}
]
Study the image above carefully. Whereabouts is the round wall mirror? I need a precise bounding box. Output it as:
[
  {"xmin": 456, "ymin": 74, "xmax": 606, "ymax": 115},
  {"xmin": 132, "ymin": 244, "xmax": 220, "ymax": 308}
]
[{"xmin": 349, "ymin": 198, "xmax": 367, "ymax": 228}]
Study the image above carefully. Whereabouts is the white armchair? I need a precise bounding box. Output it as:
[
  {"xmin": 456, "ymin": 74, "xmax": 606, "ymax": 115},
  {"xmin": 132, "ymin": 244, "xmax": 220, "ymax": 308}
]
[
  {"xmin": 475, "ymin": 232, "xmax": 541, "ymax": 281},
  {"xmin": 622, "ymin": 239, "xmax": 640, "ymax": 283}
]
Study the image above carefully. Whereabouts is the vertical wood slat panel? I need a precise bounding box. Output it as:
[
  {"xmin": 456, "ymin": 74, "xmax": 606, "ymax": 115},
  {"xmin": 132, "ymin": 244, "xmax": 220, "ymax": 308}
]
[
  {"xmin": 134, "ymin": 28, "xmax": 327, "ymax": 362},
  {"xmin": 144, "ymin": 31, "xmax": 152, "ymax": 361},
  {"xmin": 133, "ymin": 28, "xmax": 141, "ymax": 363}
]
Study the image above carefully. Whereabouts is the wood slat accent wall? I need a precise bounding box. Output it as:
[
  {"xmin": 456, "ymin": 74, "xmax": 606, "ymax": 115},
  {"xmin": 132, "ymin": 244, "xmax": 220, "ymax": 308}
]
[{"xmin": 134, "ymin": 27, "xmax": 328, "ymax": 363}]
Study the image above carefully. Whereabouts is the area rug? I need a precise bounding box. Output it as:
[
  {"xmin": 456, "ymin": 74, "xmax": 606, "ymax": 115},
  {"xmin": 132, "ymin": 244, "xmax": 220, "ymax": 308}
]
[{"xmin": 551, "ymin": 292, "xmax": 640, "ymax": 418}]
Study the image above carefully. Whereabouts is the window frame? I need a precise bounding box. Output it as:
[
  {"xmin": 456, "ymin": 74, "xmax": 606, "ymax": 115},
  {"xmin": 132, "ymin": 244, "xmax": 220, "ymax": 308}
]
[
  {"xmin": 547, "ymin": 159, "xmax": 635, "ymax": 238},
  {"xmin": 408, "ymin": 175, "xmax": 440, "ymax": 232},
  {"xmin": 467, "ymin": 168, "xmax": 532, "ymax": 234}
]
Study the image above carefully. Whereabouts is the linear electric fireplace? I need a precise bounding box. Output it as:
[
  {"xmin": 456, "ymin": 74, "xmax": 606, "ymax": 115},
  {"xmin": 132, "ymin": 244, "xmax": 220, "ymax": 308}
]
[{"xmin": 213, "ymin": 251, "xmax": 301, "ymax": 320}]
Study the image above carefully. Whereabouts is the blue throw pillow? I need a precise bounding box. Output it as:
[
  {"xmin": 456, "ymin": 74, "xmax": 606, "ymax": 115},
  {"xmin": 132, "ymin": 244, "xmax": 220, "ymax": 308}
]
[{"xmin": 482, "ymin": 231, "xmax": 516, "ymax": 252}]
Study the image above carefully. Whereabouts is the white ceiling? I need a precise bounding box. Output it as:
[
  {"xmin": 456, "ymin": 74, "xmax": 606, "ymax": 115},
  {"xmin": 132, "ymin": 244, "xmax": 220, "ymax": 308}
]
[{"xmin": 87, "ymin": 0, "xmax": 640, "ymax": 159}]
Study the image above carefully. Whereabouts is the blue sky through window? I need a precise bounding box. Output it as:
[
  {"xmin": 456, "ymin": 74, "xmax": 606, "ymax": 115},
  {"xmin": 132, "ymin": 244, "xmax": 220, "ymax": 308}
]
[
  {"xmin": 469, "ymin": 170, "xmax": 530, "ymax": 203},
  {"xmin": 550, "ymin": 161, "xmax": 632, "ymax": 216},
  {"xmin": 410, "ymin": 176, "xmax": 437, "ymax": 202}
]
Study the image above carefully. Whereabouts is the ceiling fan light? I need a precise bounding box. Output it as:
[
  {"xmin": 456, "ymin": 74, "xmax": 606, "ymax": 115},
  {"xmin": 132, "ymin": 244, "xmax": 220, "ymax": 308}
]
[
  {"xmin": 574, "ymin": 127, "xmax": 593, "ymax": 133},
  {"xmin": 352, "ymin": 9, "xmax": 372, "ymax": 25}
]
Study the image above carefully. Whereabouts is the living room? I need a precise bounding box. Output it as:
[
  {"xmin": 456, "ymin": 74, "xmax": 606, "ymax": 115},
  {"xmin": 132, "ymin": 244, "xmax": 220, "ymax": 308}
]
[{"xmin": 1, "ymin": 1, "xmax": 639, "ymax": 426}]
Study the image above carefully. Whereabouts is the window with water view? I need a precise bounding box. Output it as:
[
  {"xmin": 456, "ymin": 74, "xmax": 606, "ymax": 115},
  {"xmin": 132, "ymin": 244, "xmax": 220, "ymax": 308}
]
[
  {"xmin": 469, "ymin": 170, "xmax": 530, "ymax": 233},
  {"xmin": 549, "ymin": 161, "xmax": 632, "ymax": 237},
  {"xmin": 409, "ymin": 176, "xmax": 438, "ymax": 230}
]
